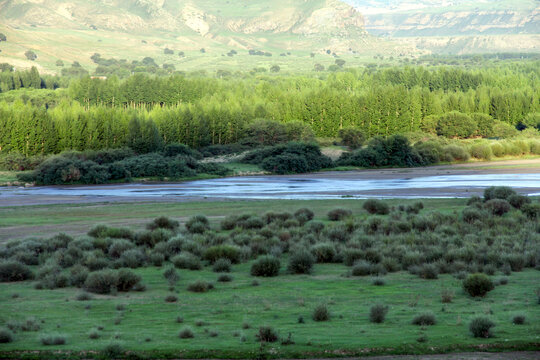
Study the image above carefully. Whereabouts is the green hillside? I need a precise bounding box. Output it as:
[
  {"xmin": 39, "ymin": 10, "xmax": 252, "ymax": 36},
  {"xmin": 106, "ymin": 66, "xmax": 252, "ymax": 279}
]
[{"xmin": 0, "ymin": 0, "xmax": 407, "ymax": 73}]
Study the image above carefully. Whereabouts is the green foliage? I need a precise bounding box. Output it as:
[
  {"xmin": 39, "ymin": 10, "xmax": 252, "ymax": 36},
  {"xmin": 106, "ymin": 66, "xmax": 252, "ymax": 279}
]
[
  {"xmin": 436, "ymin": 111, "xmax": 477, "ymax": 138},
  {"xmin": 212, "ymin": 258, "xmax": 232, "ymax": 273},
  {"xmin": 187, "ymin": 280, "xmax": 214, "ymax": 293},
  {"xmin": 483, "ymin": 186, "xmax": 517, "ymax": 201},
  {"xmin": 178, "ymin": 327, "xmax": 194, "ymax": 339},
  {"xmin": 327, "ymin": 208, "xmax": 352, "ymax": 221},
  {"xmin": 469, "ymin": 317, "xmax": 495, "ymax": 338},
  {"xmin": 204, "ymin": 245, "xmax": 241, "ymax": 264},
  {"xmin": 338, "ymin": 127, "xmax": 364, "ymax": 149},
  {"xmin": 40, "ymin": 334, "xmax": 66, "ymax": 345},
  {"xmin": 0, "ymin": 261, "xmax": 33, "ymax": 282},
  {"xmin": 287, "ymin": 250, "xmax": 315, "ymax": 274},
  {"xmin": 250, "ymin": 256, "xmax": 280, "ymax": 277},
  {"xmin": 0, "ymin": 328, "xmax": 14, "ymax": 343},
  {"xmin": 463, "ymin": 273, "xmax": 494, "ymax": 297},
  {"xmin": 369, "ymin": 304, "xmax": 388, "ymax": 323},
  {"xmin": 312, "ymin": 303, "xmax": 330, "ymax": 321},
  {"xmin": 363, "ymin": 199, "xmax": 389, "ymax": 215},
  {"xmin": 84, "ymin": 270, "xmax": 118, "ymax": 294},
  {"xmin": 412, "ymin": 312, "xmax": 437, "ymax": 326},
  {"xmin": 256, "ymin": 326, "xmax": 278, "ymax": 342}
]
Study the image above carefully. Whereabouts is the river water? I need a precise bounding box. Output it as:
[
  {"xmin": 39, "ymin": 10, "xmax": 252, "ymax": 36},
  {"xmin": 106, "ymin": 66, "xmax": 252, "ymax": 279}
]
[{"xmin": 2, "ymin": 172, "xmax": 540, "ymax": 203}]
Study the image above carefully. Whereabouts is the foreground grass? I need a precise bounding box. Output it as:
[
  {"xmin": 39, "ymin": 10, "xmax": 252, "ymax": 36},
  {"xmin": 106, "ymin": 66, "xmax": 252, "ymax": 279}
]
[{"xmin": 0, "ymin": 266, "xmax": 538, "ymax": 358}]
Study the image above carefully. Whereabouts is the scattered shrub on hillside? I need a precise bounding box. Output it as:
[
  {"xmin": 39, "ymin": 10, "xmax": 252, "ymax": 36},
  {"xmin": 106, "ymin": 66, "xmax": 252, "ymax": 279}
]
[
  {"xmin": 102, "ymin": 342, "xmax": 124, "ymax": 358},
  {"xmin": 484, "ymin": 199, "xmax": 511, "ymax": 216},
  {"xmin": 418, "ymin": 264, "xmax": 439, "ymax": 279},
  {"xmin": 84, "ymin": 270, "xmax": 118, "ymax": 294},
  {"xmin": 469, "ymin": 317, "xmax": 495, "ymax": 338},
  {"xmin": 179, "ymin": 327, "xmax": 194, "ymax": 339},
  {"xmin": 217, "ymin": 274, "xmax": 233, "ymax": 282},
  {"xmin": 212, "ymin": 258, "xmax": 232, "ymax": 273},
  {"xmin": 171, "ymin": 253, "xmax": 202, "ymax": 270},
  {"xmin": 40, "ymin": 334, "xmax": 66, "ymax": 345},
  {"xmin": 185, "ymin": 215, "xmax": 210, "ymax": 234},
  {"xmin": 521, "ymin": 203, "xmax": 540, "ymax": 219},
  {"xmin": 0, "ymin": 328, "xmax": 14, "ymax": 343},
  {"xmin": 204, "ymin": 245, "xmax": 241, "ymax": 264},
  {"xmin": 250, "ymin": 256, "xmax": 280, "ymax": 277},
  {"xmin": 75, "ymin": 292, "xmax": 92, "ymax": 301},
  {"xmin": 312, "ymin": 303, "xmax": 330, "ymax": 321},
  {"xmin": 512, "ymin": 314, "xmax": 526, "ymax": 325},
  {"xmin": 117, "ymin": 269, "xmax": 142, "ymax": 292},
  {"xmin": 508, "ymin": 194, "xmax": 531, "ymax": 209},
  {"xmin": 463, "ymin": 273, "xmax": 494, "ymax": 297},
  {"xmin": 147, "ymin": 216, "xmax": 179, "ymax": 230},
  {"xmin": 165, "ymin": 294, "xmax": 178, "ymax": 303},
  {"xmin": 412, "ymin": 312, "xmax": 436, "ymax": 326},
  {"xmin": 287, "ymin": 250, "xmax": 315, "ymax": 274},
  {"xmin": 369, "ymin": 304, "xmax": 388, "ymax": 323},
  {"xmin": 484, "ymin": 186, "xmax": 516, "ymax": 201},
  {"xmin": 441, "ymin": 289, "xmax": 454, "ymax": 303},
  {"xmin": 256, "ymin": 326, "xmax": 278, "ymax": 343},
  {"xmin": 0, "ymin": 261, "xmax": 33, "ymax": 282},
  {"xmin": 327, "ymin": 208, "xmax": 352, "ymax": 221},
  {"xmin": 372, "ymin": 277, "xmax": 386, "ymax": 286},
  {"xmin": 363, "ymin": 199, "xmax": 389, "ymax": 215},
  {"xmin": 310, "ymin": 243, "xmax": 336, "ymax": 263},
  {"xmin": 187, "ymin": 280, "xmax": 214, "ymax": 293},
  {"xmin": 294, "ymin": 208, "xmax": 314, "ymax": 224}
]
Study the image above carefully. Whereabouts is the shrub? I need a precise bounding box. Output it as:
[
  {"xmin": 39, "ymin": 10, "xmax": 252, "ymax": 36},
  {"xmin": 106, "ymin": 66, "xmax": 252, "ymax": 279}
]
[
  {"xmin": 75, "ymin": 292, "xmax": 92, "ymax": 301},
  {"xmin": 117, "ymin": 269, "xmax": 141, "ymax": 292},
  {"xmin": 147, "ymin": 216, "xmax": 179, "ymax": 230},
  {"xmin": 508, "ymin": 194, "xmax": 531, "ymax": 209},
  {"xmin": 412, "ymin": 312, "xmax": 436, "ymax": 326},
  {"xmin": 69, "ymin": 265, "xmax": 89, "ymax": 287},
  {"xmin": 463, "ymin": 273, "xmax": 494, "ymax": 297},
  {"xmin": 171, "ymin": 253, "xmax": 202, "ymax": 270},
  {"xmin": 204, "ymin": 245, "xmax": 241, "ymax": 264},
  {"xmin": 462, "ymin": 207, "xmax": 483, "ymax": 223},
  {"xmin": 363, "ymin": 199, "xmax": 390, "ymax": 215},
  {"xmin": 312, "ymin": 303, "xmax": 330, "ymax": 321},
  {"xmin": 256, "ymin": 326, "xmax": 278, "ymax": 342},
  {"xmin": 88, "ymin": 328, "xmax": 100, "ymax": 339},
  {"xmin": 521, "ymin": 203, "xmax": 540, "ymax": 219},
  {"xmin": 185, "ymin": 215, "xmax": 210, "ymax": 233},
  {"xmin": 441, "ymin": 289, "xmax": 454, "ymax": 303},
  {"xmin": 179, "ymin": 327, "xmax": 195, "ymax": 339},
  {"xmin": 102, "ymin": 342, "xmax": 124, "ymax": 358},
  {"xmin": 119, "ymin": 249, "xmax": 146, "ymax": 268},
  {"xmin": 469, "ymin": 317, "xmax": 495, "ymax": 338},
  {"xmin": 217, "ymin": 274, "xmax": 233, "ymax": 282},
  {"xmin": 327, "ymin": 208, "xmax": 352, "ymax": 221},
  {"xmin": 165, "ymin": 294, "xmax": 178, "ymax": 303},
  {"xmin": 372, "ymin": 277, "xmax": 386, "ymax": 286},
  {"xmin": 0, "ymin": 261, "xmax": 33, "ymax": 282},
  {"xmin": 294, "ymin": 208, "xmax": 314, "ymax": 224},
  {"xmin": 311, "ymin": 243, "xmax": 336, "ymax": 263},
  {"xmin": 483, "ymin": 186, "xmax": 516, "ymax": 201},
  {"xmin": 150, "ymin": 252, "xmax": 165, "ymax": 266},
  {"xmin": 84, "ymin": 270, "xmax": 118, "ymax": 294},
  {"xmin": 287, "ymin": 250, "xmax": 315, "ymax": 274},
  {"xmin": 0, "ymin": 328, "xmax": 14, "ymax": 343},
  {"xmin": 40, "ymin": 334, "xmax": 66, "ymax": 345},
  {"xmin": 187, "ymin": 280, "xmax": 214, "ymax": 293},
  {"xmin": 163, "ymin": 266, "xmax": 179, "ymax": 286},
  {"xmin": 418, "ymin": 264, "xmax": 439, "ymax": 279},
  {"xmin": 250, "ymin": 256, "xmax": 280, "ymax": 277},
  {"xmin": 512, "ymin": 314, "xmax": 526, "ymax": 325},
  {"xmin": 369, "ymin": 304, "xmax": 388, "ymax": 323},
  {"xmin": 485, "ymin": 199, "xmax": 511, "ymax": 216},
  {"xmin": 470, "ymin": 143, "xmax": 492, "ymax": 160},
  {"xmin": 212, "ymin": 258, "xmax": 232, "ymax": 272}
]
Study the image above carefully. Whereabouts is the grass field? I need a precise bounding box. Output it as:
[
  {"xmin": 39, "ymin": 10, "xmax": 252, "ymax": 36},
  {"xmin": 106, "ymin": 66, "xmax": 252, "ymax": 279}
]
[{"xmin": 0, "ymin": 195, "xmax": 539, "ymax": 358}]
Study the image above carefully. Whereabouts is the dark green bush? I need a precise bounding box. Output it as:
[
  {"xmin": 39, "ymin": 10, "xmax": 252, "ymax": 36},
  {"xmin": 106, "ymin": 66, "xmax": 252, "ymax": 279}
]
[
  {"xmin": 521, "ymin": 203, "xmax": 540, "ymax": 219},
  {"xmin": 412, "ymin": 312, "xmax": 436, "ymax": 326},
  {"xmin": 256, "ymin": 326, "xmax": 278, "ymax": 342},
  {"xmin": 311, "ymin": 243, "xmax": 336, "ymax": 263},
  {"xmin": 312, "ymin": 303, "xmax": 330, "ymax": 321},
  {"xmin": 483, "ymin": 186, "xmax": 516, "ymax": 201},
  {"xmin": 187, "ymin": 280, "xmax": 214, "ymax": 293},
  {"xmin": 339, "ymin": 127, "xmax": 365, "ymax": 149},
  {"xmin": 117, "ymin": 269, "xmax": 142, "ymax": 292},
  {"xmin": 327, "ymin": 208, "xmax": 352, "ymax": 221},
  {"xmin": 40, "ymin": 334, "xmax": 66, "ymax": 345},
  {"xmin": 163, "ymin": 266, "xmax": 179, "ymax": 286},
  {"xmin": 217, "ymin": 274, "xmax": 233, "ymax": 282},
  {"xmin": 250, "ymin": 256, "xmax": 280, "ymax": 277},
  {"xmin": 463, "ymin": 273, "xmax": 494, "ymax": 297},
  {"xmin": 204, "ymin": 245, "xmax": 241, "ymax": 264},
  {"xmin": 363, "ymin": 199, "xmax": 390, "ymax": 215},
  {"xmin": 294, "ymin": 208, "xmax": 314, "ymax": 224},
  {"xmin": 84, "ymin": 270, "xmax": 118, "ymax": 294},
  {"xmin": 418, "ymin": 264, "xmax": 439, "ymax": 279},
  {"xmin": 507, "ymin": 194, "xmax": 531, "ymax": 209},
  {"xmin": 484, "ymin": 199, "xmax": 511, "ymax": 216},
  {"xmin": 119, "ymin": 249, "xmax": 146, "ymax": 268},
  {"xmin": 165, "ymin": 294, "xmax": 178, "ymax": 303},
  {"xmin": 287, "ymin": 250, "xmax": 315, "ymax": 274},
  {"xmin": 369, "ymin": 304, "xmax": 388, "ymax": 323},
  {"xmin": 0, "ymin": 328, "xmax": 14, "ymax": 343},
  {"xmin": 171, "ymin": 253, "xmax": 202, "ymax": 270},
  {"xmin": 212, "ymin": 258, "xmax": 232, "ymax": 272},
  {"xmin": 102, "ymin": 342, "xmax": 124, "ymax": 358},
  {"xmin": 147, "ymin": 216, "xmax": 179, "ymax": 230},
  {"xmin": 185, "ymin": 215, "xmax": 210, "ymax": 234},
  {"xmin": 0, "ymin": 261, "xmax": 33, "ymax": 282},
  {"xmin": 469, "ymin": 317, "xmax": 495, "ymax": 338},
  {"xmin": 179, "ymin": 327, "xmax": 194, "ymax": 339}
]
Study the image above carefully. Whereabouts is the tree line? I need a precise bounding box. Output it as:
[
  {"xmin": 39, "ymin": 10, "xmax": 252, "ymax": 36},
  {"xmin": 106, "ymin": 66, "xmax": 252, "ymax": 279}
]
[{"xmin": 0, "ymin": 63, "xmax": 538, "ymax": 156}]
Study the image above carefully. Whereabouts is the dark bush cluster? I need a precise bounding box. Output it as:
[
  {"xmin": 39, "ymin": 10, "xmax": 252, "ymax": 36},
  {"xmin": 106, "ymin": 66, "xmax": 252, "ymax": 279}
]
[
  {"xmin": 463, "ymin": 274, "xmax": 494, "ymax": 297},
  {"xmin": 250, "ymin": 256, "xmax": 280, "ymax": 277},
  {"xmin": 242, "ymin": 142, "xmax": 332, "ymax": 174}
]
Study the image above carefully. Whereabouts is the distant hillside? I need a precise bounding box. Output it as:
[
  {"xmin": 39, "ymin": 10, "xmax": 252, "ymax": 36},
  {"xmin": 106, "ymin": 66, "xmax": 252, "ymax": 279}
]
[
  {"xmin": 345, "ymin": 0, "xmax": 540, "ymax": 54},
  {"xmin": 0, "ymin": 0, "xmax": 401, "ymax": 73}
]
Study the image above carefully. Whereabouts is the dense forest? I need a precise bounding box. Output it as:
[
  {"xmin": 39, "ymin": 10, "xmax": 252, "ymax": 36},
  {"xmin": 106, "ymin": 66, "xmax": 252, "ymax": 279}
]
[{"xmin": 0, "ymin": 61, "xmax": 539, "ymax": 156}]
